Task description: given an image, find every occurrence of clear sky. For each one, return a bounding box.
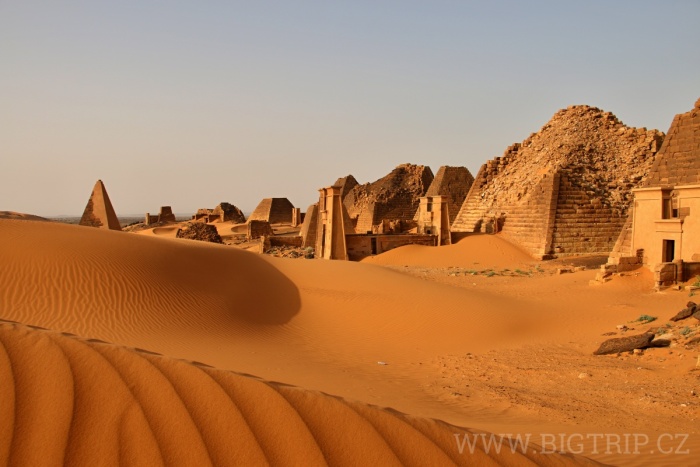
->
[1,1,698,216]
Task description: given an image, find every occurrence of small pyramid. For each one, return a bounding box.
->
[248,198,295,224]
[79,180,122,231]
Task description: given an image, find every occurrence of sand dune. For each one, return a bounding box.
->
[1,218,697,466]
[0,219,300,341]
[0,321,597,466]
[0,211,48,221]
[361,234,535,268]
[0,219,570,367]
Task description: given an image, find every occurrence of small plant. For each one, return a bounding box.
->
[691,276,700,297]
[635,314,657,324]
[485,271,496,278]
[514,269,530,275]
[680,327,693,336]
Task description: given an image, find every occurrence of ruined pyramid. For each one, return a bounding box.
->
[79,180,122,231]
[452,105,664,258]
[342,163,434,233]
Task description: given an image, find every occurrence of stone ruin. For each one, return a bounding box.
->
[451,105,665,258]
[247,220,274,240]
[333,175,359,200]
[341,163,434,234]
[644,97,700,187]
[606,97,700,287]
[299,203,319,249]
[415,166,474,225]
[248,198,295,224]
[176,222,223,244]
[79,180,122,231]
[192,202,246,224]
[145,206,176,225]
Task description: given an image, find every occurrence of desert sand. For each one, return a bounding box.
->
[0,321,600,466]
[1,218,699,465]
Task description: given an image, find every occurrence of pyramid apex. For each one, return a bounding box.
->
[79,180,121,231]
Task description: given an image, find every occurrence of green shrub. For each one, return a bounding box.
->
[635,314,657,324]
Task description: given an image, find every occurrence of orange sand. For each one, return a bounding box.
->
[361,234,535,269]
[0,211,48,221]
[0,321,597,466]
[1,218,698,465]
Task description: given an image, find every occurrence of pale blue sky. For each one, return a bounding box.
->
[1,1,698,216]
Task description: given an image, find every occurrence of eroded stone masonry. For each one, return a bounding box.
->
[342,163,434,234]
[452,105,665,258]
[608,97,700,287]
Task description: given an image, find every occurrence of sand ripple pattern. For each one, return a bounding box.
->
[0,220,300,340]
[0,322,599,466]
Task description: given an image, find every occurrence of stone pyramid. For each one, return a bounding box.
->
[342,163,434,234]
[643,97,700,187]
[248,198,295,224]
[451,105,664,258]
[418,166,474,225]
[79,180,122,231]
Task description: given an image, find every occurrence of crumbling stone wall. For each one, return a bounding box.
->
[452,105,664,258]
[343,163,434,234]
[212,202,245,223]
[146,206,176,225]
[247,220,274,240]
[176,222,223,243]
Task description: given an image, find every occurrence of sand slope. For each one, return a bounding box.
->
[0,321,597,466]
[361,234,534,268]
[0,211,48,221]
[1,218,696,466]
[0,219,301,340]
[0,219,566,363]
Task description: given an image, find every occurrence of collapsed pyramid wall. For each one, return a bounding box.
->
[249,198,295,224]
[499,172,559,257]
[452,105,664,257]
[343,164,434,234]
[212,202,246,223]
[549,172,628,255]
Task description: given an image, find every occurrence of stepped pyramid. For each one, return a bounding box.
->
[644,97,700,187]
[417,166,474,225]
[610,97,700,264]
[452,105,664,258]
[79,180,122,231]
[299,203,319,248]
[333,175,359,200]
[248,198,295,224]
